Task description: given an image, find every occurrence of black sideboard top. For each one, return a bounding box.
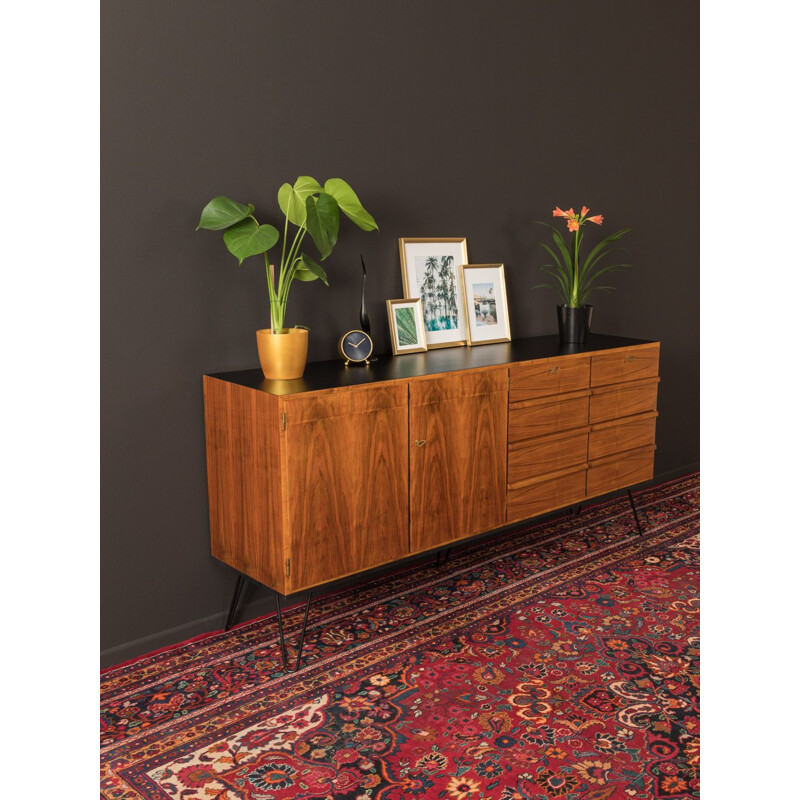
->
[207,334,655,396]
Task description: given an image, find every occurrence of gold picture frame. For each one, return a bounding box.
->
[386,298,427,355]
[461,264,511,345]
[398,237,469,349]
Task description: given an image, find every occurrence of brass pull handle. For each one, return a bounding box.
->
[414,439,427,447]
[549,366,561,374]
[625,355,635,363]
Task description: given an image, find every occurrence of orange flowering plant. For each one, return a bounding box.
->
[535,206,633,308]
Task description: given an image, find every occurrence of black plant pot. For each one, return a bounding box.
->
[557,304,594,343]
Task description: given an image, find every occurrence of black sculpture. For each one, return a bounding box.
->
[360,253,371,336]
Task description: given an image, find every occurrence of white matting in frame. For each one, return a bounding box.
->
[398,238,469,349]
[461,264,511,345]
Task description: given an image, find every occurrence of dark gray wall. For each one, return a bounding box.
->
[101,1,698,665]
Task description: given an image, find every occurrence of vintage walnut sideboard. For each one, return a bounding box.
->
[203,334,659,668]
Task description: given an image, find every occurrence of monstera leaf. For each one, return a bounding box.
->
[196,196,253,231]
[324,178,378,231]
[277,176,323,227]
[305,193,340,260]
[222,218,279,265]
[293,253,328,285]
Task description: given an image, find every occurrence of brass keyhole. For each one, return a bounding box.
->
[549,366,561,374]
[625,355,635,363]
[414,439,427,447]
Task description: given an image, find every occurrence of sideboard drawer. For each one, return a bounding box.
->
[510,357,590,403]
[587,445,655,497]
[509,391,590,444]
[507,465,586,523]
[590,379,659,425]
[410,367,507,407]
[509,428,589,486]
[591,344,660,387]
[589,411,658,461]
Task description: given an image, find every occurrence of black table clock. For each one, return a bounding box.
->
[338,329,374,366]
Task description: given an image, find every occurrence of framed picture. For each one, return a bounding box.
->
[386,298,427,355]
[461,264,511,345]
[398,237,469,349]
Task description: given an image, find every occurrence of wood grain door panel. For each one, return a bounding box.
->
[410,370,507,552]
[509,356,590,403]
[283,395,409,592]
[409,368,507,406]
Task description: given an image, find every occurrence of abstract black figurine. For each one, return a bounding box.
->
[360,253,371,336]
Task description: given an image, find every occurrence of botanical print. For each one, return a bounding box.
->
[472,282,497,326]
[393,306,418,346]
[414,255,460,333]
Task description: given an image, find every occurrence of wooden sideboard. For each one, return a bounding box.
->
[203,335,659,597]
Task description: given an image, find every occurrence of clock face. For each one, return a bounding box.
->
[339,330,373,362]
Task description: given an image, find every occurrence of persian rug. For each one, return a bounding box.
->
[101,472,699,800]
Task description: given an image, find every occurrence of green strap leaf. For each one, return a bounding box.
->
[582,228,632,274]
[196,196,254,230]
[577,263,632,304]
[324,178,378,231]
[277,176,323,227]
[222,219,280,265]
[305,192,340,260]
[539,243,567,273]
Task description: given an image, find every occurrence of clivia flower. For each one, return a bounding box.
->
[553,206,604,231]
[535,204,633,308]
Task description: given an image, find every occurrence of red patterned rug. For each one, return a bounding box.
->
[101,473,699,799]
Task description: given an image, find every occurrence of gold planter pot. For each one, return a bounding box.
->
[256,328,309,380]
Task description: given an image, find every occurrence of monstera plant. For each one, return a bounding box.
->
[197,176,378,379]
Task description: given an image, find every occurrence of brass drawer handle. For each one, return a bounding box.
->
[625,355,635,363]
[549,366,561,374]
[414,439,427,447]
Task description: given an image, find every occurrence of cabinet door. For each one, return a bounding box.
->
[282,385,408,592]
[409,369,508,552]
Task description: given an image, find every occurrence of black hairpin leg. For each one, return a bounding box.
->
[436,547,452,567]
[274,591,313,673]
[225,573,247,631]
[627,489,644,536]
[570,504,583,515]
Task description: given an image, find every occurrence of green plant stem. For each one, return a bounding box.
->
[571,228,581,307]
[281,228,307,302]
[270,225,308,332]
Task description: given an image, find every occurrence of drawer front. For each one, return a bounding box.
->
[510,357,590,403]
[589,412,657,461]
[410,367,507,407]
[507,466,586,523]
[284,384,407,424]
[587,446,655,498]
[509,429,589,487]
[591,344,660,387]
[590,379,658,425]
[509,392,589,444]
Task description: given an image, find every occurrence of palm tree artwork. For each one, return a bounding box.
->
[415,255,460,332]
